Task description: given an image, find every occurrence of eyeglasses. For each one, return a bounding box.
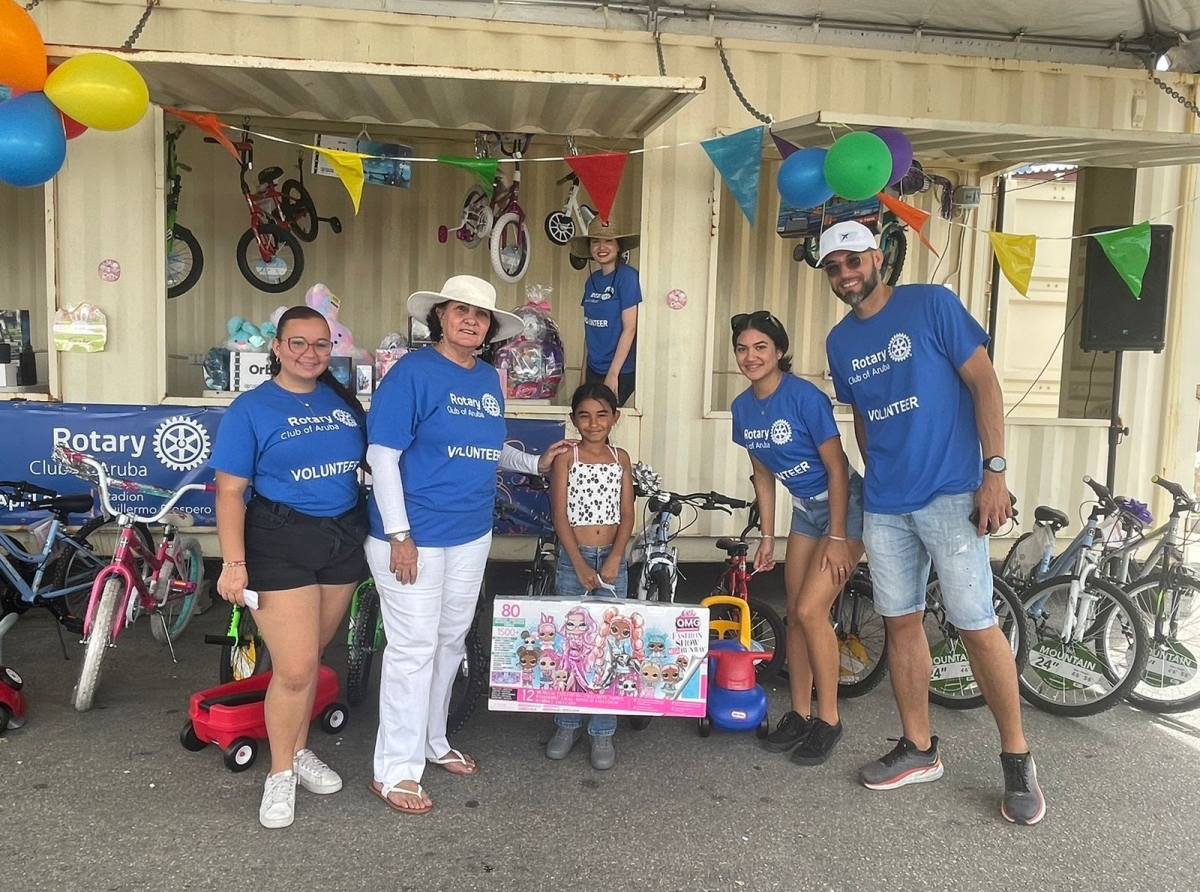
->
[285,337,333,356]
[730,310,783,334]
[821,251,871,278]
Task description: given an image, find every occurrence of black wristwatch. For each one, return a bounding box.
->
[983,456,1007,474]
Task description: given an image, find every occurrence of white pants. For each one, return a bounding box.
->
[365,533,491,785]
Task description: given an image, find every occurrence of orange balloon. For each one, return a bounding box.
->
[0,1,47,92]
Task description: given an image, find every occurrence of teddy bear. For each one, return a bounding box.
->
[292,283,373,367]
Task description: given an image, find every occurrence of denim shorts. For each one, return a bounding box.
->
[555,544,629,599]
[790,472,865,541]
[863,491,996,631]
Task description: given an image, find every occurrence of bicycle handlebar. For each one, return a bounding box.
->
[0,479,57,498]
[53,446,216,524]
[1082,475,1116,509]
[648,490,748,516]
[1152,474,1197,507]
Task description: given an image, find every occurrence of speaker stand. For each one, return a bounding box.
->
[1105,350,1129,492]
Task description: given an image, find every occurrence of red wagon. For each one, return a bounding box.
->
[179,665,348,772]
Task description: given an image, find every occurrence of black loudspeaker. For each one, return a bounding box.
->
[1080,224,1172,353]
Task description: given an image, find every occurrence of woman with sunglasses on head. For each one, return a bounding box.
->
[210,306,369,829]
[729,310,865,766]
[365,275,572,816]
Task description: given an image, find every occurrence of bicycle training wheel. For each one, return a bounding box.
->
[490,212,531,284]
[1018,574,1148,716]
[832,575,888,698]
[149,536,203,644]
[166,224,204,299]
[280,179,318,242]
[346,580,382,708]
[236,223,305,294]
[1124,575,1200,713]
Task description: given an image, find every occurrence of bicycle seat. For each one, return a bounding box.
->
[162,511,194,529]
[715,537,749,556]
[1034,506,1070,530]
[37,493,94,516]
[257,166,284,186]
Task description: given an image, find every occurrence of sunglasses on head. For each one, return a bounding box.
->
[730,310,783,334]
[821,251,873,277]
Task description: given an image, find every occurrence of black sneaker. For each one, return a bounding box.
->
[790,718,843,766]
[1000,752,1046,825]
[762,711,814,753]
[859,736,944,790]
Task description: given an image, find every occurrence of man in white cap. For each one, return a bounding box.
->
[821,221,1044,826]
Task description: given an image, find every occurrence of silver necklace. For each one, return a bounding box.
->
[276,379,316,410]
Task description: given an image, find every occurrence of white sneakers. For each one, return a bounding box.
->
[259,750,344,829]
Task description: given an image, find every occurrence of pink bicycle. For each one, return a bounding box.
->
[54,446,214,712]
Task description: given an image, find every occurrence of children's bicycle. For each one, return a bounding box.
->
[165,125,203,300]
[54,447,211,712]
[545,170,596,269]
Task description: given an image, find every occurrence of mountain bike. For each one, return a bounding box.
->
[54,447,211,712]
[165,125,203,300]
[1016,476,1149,716]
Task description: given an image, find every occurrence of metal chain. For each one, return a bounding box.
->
[24,0,43,9]
[1149,69,1200,118]
[653,30,666,76]
[123,0,160,50]
[715,38,773,126]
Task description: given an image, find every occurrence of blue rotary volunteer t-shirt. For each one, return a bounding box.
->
[825,284,989,515]
[582,264,642,375]
[731,373,841,499]
[209,380,365,517]
[366,347,507,547]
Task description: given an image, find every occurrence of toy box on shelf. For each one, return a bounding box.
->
[488,597,710,717]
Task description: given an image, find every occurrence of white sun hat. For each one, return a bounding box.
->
[406,275,524,343]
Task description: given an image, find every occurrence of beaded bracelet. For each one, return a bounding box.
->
[222,560,247,568]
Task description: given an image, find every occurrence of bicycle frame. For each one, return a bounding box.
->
[0,524,103,606]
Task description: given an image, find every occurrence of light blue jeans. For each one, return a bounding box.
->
[864,491,997,631]
[553,543,627,737]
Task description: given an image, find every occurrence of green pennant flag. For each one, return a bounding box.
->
[438,157,499,197]
[1093,221,1152,299]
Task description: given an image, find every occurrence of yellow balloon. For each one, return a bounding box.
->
[44,53,148,132]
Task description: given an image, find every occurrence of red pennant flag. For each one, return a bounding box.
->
[164,107,241,164]
[878,192,939,257]
[565,152,628,224]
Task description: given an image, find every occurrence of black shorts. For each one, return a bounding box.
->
[244,496,369,592]
[584,365,636,407]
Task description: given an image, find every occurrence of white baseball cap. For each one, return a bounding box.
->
[816,221,880,266]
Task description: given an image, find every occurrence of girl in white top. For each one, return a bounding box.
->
[545,382,634,769]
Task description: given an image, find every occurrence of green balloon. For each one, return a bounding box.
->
[823,132,893,201]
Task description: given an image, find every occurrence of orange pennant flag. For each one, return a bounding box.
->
[878,192,939,257]
[164,107,240,163]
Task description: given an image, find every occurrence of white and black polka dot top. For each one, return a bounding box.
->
[566,444,623,527]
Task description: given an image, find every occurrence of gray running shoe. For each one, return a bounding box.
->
[590,735,615,770]
[546,726,581,760]
[859,736,944,790]
[1000,752,1046,825]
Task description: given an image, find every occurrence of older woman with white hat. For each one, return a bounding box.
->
[364,275,571,815]
[568,217,641,407]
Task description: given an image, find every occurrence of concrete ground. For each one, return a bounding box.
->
[3,562,1200,892]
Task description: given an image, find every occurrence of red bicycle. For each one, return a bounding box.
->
[54,446,214,712]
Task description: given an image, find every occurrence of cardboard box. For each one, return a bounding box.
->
[488,597,709,717]
[229,352,272,391]
[0,310,30,346]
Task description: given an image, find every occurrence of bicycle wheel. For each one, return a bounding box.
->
[219,604,271,684]
[1124,576,1200,713]
[879,226,907,285]
[149,536,203,644]
[1019,574,1148,716]
[280,179,318,242]
[646,565,672,603]
[489,211,531,284]
[997,532,1035,589]
[446,624,486,734]
[544,211,574,245]
[707,597,786,682]
[346,581,381,708]
[73,577,122,711]
[833,577,888,698]
[795,238,821,269]
[236,223,305,294]
[166,224,203,299]
[526,559,556,599]
[55,516,153,625]
[926,576,1028,710]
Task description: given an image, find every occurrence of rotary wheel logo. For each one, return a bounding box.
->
[888,333,913,363]
[153,416,211,472]
[482,394,502,417]
[332,409,358,428]
[769,419,792,446]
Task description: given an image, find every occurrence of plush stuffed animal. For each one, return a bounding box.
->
[302,284,372,366]
[226,316,267,351]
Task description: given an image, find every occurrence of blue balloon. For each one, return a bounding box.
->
[0,92,67,188]
[776,147,834,209]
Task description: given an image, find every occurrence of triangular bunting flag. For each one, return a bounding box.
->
[771,131,801,159]
[1093,221,1152,299]
[439,157,500,198]
[164,107,240,163]
[987,232,1037,297]
[877,192,939,257]
[565,152,629,224]
[310,146,370,214]
[702,125,765,225]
